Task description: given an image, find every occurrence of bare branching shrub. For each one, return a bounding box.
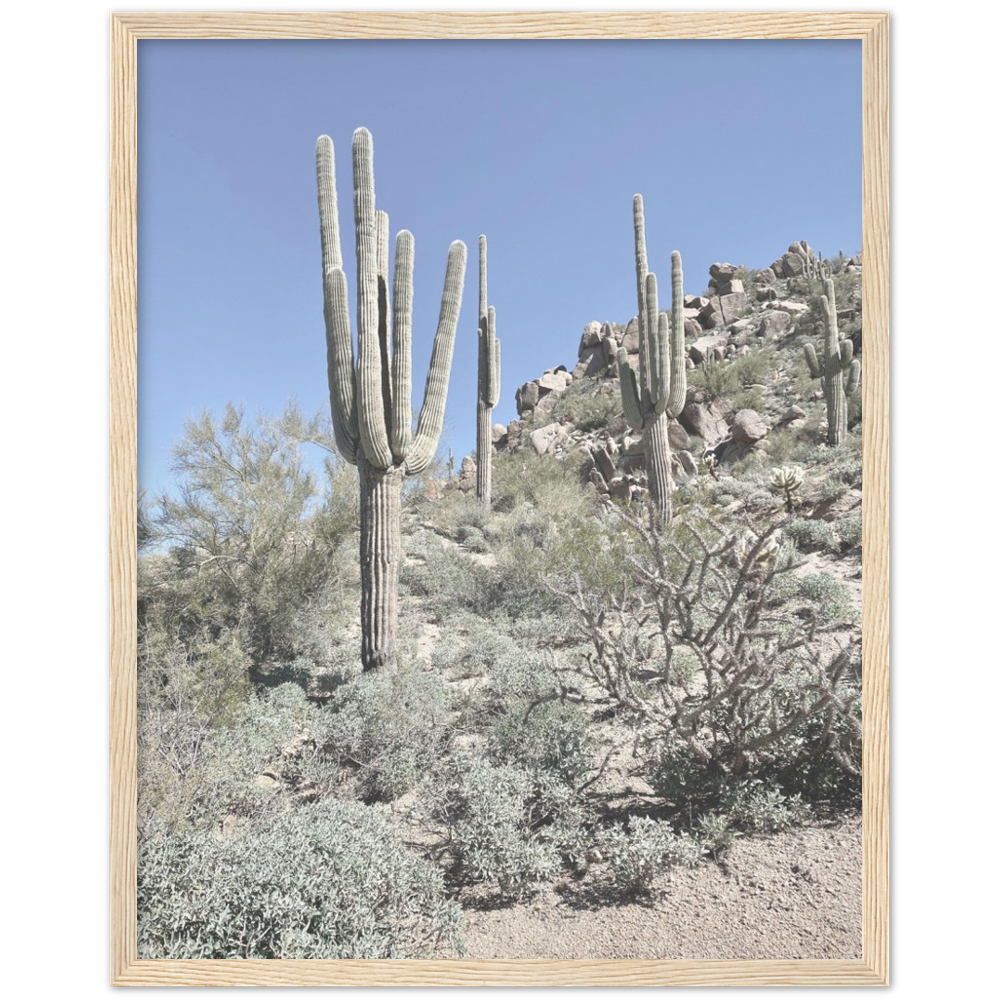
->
[557,506,861,805]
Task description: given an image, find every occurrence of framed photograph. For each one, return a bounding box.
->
[109,11,890,986]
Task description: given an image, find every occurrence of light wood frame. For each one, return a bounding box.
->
[111,11,889,987]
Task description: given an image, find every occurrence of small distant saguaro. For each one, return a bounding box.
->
[617,194,688,527]
[316,128,467,672]
[476,235,501,507]
[804,276,861,446]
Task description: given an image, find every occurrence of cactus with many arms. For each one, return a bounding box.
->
[316,128,467,672]
[476,235,500,507]
[803,276,861,446]
[617,194,687,526]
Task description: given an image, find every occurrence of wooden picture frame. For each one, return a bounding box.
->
[111,11,888,987]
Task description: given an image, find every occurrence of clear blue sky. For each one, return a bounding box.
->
[138,38,861,494]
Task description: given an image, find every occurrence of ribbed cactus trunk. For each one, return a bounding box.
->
[476,402,492,503]
[804,276,861,447]
[475,235,500,507]
[617,195,687,527]
[359,455,403,671]
[644,413,672,518]
[316,128,466,673]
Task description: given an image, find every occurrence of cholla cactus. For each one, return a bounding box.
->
[769,466,804,513]
[804,277,861,446]
[316,128,467,672]
[617,194,688,526]
[476,235,501,507]
[732,530,781,581]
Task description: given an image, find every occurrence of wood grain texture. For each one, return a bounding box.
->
[113,958,884,987]
[110,11,137,987]
[113,11,888,39]
[110,11,889,987]
[860,12,891,988]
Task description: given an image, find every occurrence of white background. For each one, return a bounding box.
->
[0,4,960,997]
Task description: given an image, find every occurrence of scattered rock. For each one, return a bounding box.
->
[680,389,731,445]
[758,311,792,338]
[516,381,540,415]
[709,262,740,283]
[776,405,807,430]
[689,334,729,364]
[731,409,769,445]
[529,422,568,456]
[578,321,603,352]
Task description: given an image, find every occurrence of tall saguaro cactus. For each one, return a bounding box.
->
[476,235,501,507]
[316,128,467,672]
[617,194,687,526]
[804,276,861,446]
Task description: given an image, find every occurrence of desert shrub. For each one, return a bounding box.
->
[602,816,704,895]
[784,517,841,553]
[562,506,861,809]
[721,780,811,833]
[448,757,590,898]
[788,572,856,622]
[487,699,596,788]
[490,451,592,518]
[137,799,463,959]
[326,667,452,800]
[689,347,777,401]
[694,813,740,859]
[138,678,335,838]
[732,385,767,412]
[836,512,863,550]
[546,381,622,432]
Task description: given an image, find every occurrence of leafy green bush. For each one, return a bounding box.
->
[148,404,358,665]
[138,799,463,959]
[602,816,703,895]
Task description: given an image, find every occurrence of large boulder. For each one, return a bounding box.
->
[684,317,702,339]
[716,278,744,297]
[775,405,807,430]
[719,291,748,323]
[679,389,730,445]
[668,419,690,451]
[781,251,805,277]
[698,297,726,329]
[689,334,729,364]
[621,316,640,354]
[675,450,698,476]
[578,321,603,354]
[731,409,769,445]
[758,310,792,338]
[591,445,617,483]
[573,345,606,379]
[709,262,740,283]
[537,370,570,394]
[756,266,777,285]
[529,422,568,456]
[516,381,540,415]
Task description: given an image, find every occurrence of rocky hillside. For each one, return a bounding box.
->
[460,241,862,504]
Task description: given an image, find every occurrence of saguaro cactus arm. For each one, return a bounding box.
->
[390,230,414,461]
[485,307,500,406]
[405,240,467,475]
[667,251,688,417]
[352,129,395,470]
